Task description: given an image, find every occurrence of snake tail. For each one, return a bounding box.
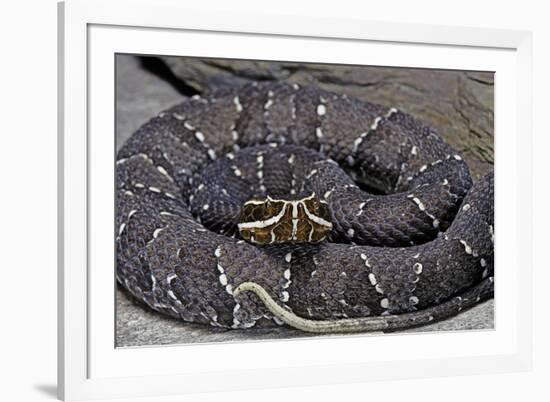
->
[233,278,494,333]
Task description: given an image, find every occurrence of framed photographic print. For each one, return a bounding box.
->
[58,0,533,400]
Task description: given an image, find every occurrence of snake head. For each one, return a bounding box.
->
[238,193,332,244]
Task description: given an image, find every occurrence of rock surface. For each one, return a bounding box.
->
[115,54,494,348]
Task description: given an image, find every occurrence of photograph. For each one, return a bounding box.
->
[115,54,495,347]
[4,0,546,401]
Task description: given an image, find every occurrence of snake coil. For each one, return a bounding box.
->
[116,81,494,333]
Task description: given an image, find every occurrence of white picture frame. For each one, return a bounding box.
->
[58,0,533,400]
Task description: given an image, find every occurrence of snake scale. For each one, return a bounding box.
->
[116,81,494,333]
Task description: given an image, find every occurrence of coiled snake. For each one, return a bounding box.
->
[116,81,494,333]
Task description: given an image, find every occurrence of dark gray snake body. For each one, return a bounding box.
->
[116,81,494,332]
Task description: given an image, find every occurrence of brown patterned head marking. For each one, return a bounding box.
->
[238,193,332,244]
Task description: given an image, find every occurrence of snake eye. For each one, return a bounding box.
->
[264,196,280,216]
[312,201,321,214]
[317,201,331,221]
[254,204,268,221]
[307,193,319,213]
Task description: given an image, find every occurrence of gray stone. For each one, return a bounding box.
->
[116,55,183,150]
[116,287,494,347]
